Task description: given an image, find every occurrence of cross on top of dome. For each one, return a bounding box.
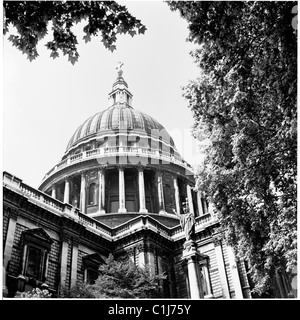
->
[116,61,124,77]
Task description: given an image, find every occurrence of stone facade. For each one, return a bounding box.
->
[3,172,253,298]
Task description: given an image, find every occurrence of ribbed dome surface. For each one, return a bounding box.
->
[66,105,174,151]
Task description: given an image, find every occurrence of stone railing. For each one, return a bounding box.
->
[112,215,172,240]
[4,172,217,243]
[170,213,217,239]
[3,172,112,240]
[42,146,193,182]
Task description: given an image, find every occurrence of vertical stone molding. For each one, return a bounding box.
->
[137,243,146,268]
[3,208,18,296]
[60,233,70,288]
[227,246,243,298]
[51,184,57,199]
[213,237,230,298]
[138,166,148,213]
[186,184,194,214]
[173,175,181,214]
[148,251,156,275]
[63,178,70,204]
[98,168,106,213]
[200,259,213,298]
[80,172,86,213]
[70,237,79,288]
[3,208,18,270]
[118,166,126,213]
[182,241,204,299]
[156,170,165,213]
[197,191,204,216]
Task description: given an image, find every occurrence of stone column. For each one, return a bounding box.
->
[148,251,156,275]
[200,261,213,298]
[197,192,204,216]
[182,241,204,299]
[80,172,86,213]
[173,176,181,214]
[98,168,105,213]
[3,208,18,296]
[60,233,70,288]
[227,246,243,298]
[70,237,79,288]
[63,178,70,204]
[138,166,148,213]
[156,170,165,213]
[186,184,194,214]
[214,237,230,298]
[118,166,126,213]
[51,184,57,199]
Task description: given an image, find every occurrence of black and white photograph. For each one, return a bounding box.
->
[1,0,297,307]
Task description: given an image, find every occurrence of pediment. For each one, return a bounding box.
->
[22,227,53,245]
[83,252,106,265]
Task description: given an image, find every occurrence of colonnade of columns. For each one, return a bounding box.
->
[50,166,209,216]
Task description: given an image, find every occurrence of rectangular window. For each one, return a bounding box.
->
[26,246,43,279]
[110,200,119,213]
[126,200,136,212]
[86,269,98,285]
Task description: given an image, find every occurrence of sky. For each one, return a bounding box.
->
[3,1,202,189]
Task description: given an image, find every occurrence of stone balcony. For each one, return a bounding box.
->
[42,146,194,183]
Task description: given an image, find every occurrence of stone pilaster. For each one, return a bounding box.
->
[186,184,194,214]
[197,191,204,216]
[199,259,213,298]
[213,236,230,298]
[138,166,148,213]
[60,232,70,288]
[173,175,181,214]
[182,240,204,299]
[3,207,18,297]
[156,170,165,213]
[227,246,243,298]
[118,166,126,213]
[98,168,106,213]
[80,172,86,213]
[137,243,146,268]
[70,237,79,288]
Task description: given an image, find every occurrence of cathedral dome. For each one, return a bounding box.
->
[39,64,195,222]
[66,104,175,154]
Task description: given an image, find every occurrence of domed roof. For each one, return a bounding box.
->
[66,66,175,153]
[40,64,193,188]
[66,105,174,151]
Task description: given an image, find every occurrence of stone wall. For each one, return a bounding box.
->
[47,239,60,291]
[9,223,27,276]
[3,208,9,246]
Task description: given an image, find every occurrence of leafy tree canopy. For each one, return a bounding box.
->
[3,1,146,64]
[89,254,166,298]
[168,1,297,296]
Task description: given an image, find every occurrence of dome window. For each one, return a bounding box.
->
[88,183,97,206]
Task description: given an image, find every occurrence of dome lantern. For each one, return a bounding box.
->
[108,61,133,108]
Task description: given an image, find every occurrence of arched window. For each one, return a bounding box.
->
[88,183,97,205]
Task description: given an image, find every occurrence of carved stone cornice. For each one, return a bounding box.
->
[60,231,71,243]
[212,235,223,247]
[72,236,80,247]
[3,204,19,221]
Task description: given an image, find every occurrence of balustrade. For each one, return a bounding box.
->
[42,145,193,183]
